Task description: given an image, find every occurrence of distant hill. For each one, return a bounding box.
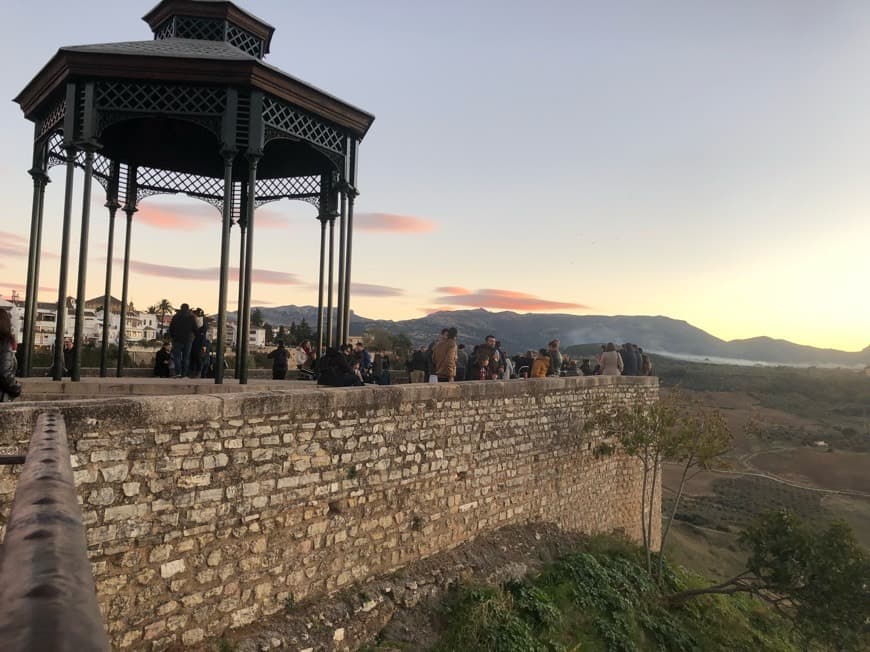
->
[233,305,869,367]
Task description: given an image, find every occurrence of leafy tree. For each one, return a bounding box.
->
[366,327,396,352]
[264,323,274,344]
[294,318,313,342]
[669,510,870,651]
[392,333,413,356]
[276,325,287,343]
[155,299,174,338]
[656,396,731,579]
[586,391,732,578]
[251,308,264,328]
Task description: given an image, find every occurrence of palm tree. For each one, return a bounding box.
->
[156,299,175,338]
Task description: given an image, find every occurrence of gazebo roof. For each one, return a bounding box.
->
[14,3,374,138]
[142,0,275,53]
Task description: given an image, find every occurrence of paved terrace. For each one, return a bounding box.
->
[18,376,316,401]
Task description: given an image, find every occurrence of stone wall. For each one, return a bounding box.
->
[0,376,659,650]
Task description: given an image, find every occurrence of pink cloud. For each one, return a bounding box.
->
[351,283,404,297]
[136,202,288,231]
[126,259,303,285]
[354,213,437,234]
[0,231,59,260]
[5,282,58,295]
[434,286,471,295]
[434,288,589,312]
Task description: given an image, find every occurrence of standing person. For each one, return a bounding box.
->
[547,339,563,377]
[379,354,391,385]
[267,340,291,380]
[600,342,624,376]
[471,335,499,380]
[168,303,197,378]
[409,346,427,383]
[0,309,22,402]
[433,327,458,382]
[640,348,654,376]
[62,338,75,377]
[619,343,636,376]
[531,349,550,378]
[455,343,468,381]
[300,340,314,370]
[354,342,373,382]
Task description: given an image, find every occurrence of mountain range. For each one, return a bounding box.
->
[230,306,870,367]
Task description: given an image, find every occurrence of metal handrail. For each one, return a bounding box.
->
[0,412,110,652]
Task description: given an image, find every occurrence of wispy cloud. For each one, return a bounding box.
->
[136,202,288,231]
[0,231,59,260]
[434,288,589,312]
[125,259,303,285]
[351,283,405,297]
[5,282,58,295]
[434,286,471,295]
[355,213,437,234]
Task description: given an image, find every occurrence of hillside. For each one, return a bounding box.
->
[234,305,869,367]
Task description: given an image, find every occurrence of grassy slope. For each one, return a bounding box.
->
[428,536,798,652]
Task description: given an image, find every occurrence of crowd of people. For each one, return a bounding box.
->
[403,333,655,383]
[153,303,216,378]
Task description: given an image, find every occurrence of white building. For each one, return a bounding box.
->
[1,295,160,348]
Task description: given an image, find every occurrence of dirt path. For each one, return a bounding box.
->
[663,461,870,499]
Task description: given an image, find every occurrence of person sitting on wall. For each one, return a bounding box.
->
[317,347,363,387]
[154,341,172,378]
[267,340,291,380]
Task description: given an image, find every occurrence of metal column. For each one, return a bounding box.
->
[117,167,137,378]
[52,146,77,382]
[71,148,96,381]
[21,135,48,377]
[98,161,120,377]
[238,156,259,384]
[215,152,235,384]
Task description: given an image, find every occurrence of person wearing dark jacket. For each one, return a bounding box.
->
[0,310,22,402]
[317,347,363,387]
[267,340,291,380]
[455,343,468,381]
[621,343,638,376]
[154,341,173,378]
[168,303,197,377]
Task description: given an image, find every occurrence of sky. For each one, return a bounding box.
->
[2,0,869,351]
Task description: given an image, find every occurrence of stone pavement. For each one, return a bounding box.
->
[18,376,314,401]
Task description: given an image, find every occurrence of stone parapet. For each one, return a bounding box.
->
[0,376,659,650]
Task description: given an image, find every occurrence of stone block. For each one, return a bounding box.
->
[160,559,186,579]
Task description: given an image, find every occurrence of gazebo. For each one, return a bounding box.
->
[14,0,374,383]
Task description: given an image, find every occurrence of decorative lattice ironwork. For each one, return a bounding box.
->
[255,175,320,202]
[95,82,226,138]
[36,97,66,142]
[44,133,114,194]
[262,96,345,154]
[173,16,225,42]
[96,82,225,116]
[46,132,66,169]
[226,23,263,57]
[136,166,224,203]
[154,18,175,40]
